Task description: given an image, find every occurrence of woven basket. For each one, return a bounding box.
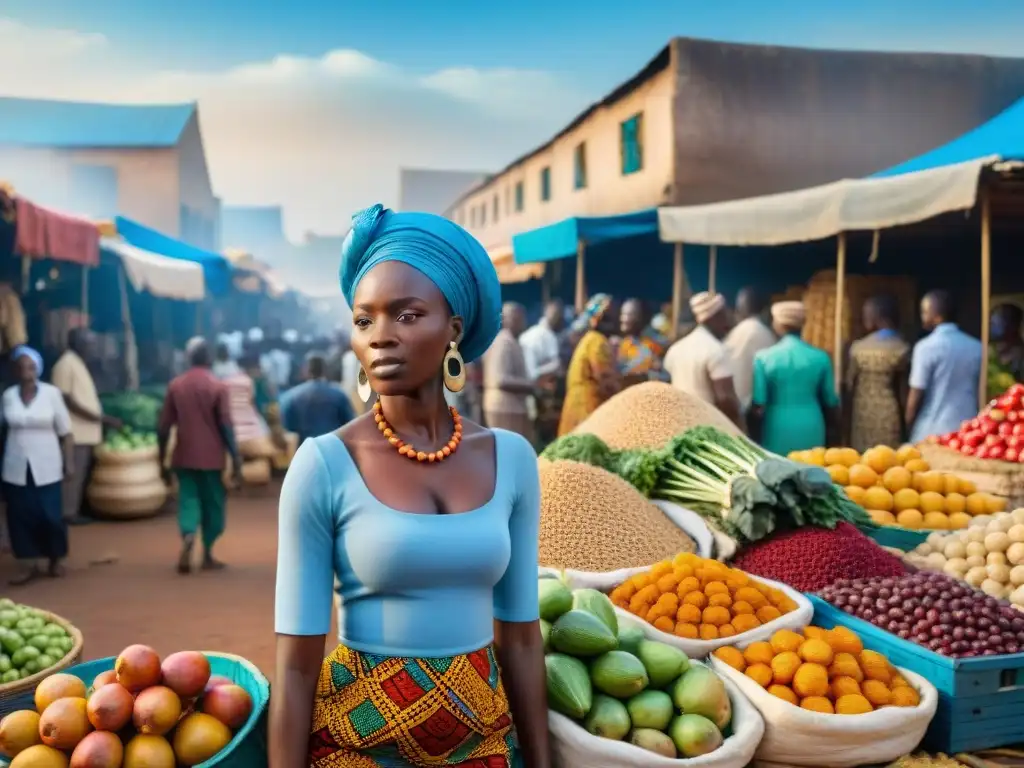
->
[0,651,268,768]
[93,444,159,466]
[90,459,162,487]
[918,444,1024,506]
[86,478,168,519]
[0,610,84,718]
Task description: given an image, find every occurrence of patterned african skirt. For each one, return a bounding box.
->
[309,643,521,767]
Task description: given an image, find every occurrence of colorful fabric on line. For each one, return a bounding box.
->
[309,643,519,767]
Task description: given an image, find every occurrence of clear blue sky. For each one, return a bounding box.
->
[11,0,1024,91]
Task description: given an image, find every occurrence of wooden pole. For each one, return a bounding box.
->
[81,265,90,319]
[574,239,587,313]
[708,245,718,294]
[980,188,992,410]
[834,232,847,394]
[118,264,139,391]
[671,242,684,338]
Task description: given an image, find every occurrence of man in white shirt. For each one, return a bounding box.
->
[518,300,566,445]
[663,292,745,429]
[50,329,121,525]
[725,288,777,411]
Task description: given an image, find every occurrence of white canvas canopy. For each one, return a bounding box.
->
[657,157,994,246]
[102,237,206,301]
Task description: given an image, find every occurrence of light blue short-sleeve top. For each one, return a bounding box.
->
[274,429,541,658]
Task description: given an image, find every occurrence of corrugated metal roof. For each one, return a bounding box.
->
[0,97,196,148]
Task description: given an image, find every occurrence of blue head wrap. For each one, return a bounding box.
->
[339,204,501,363]
[12,345,43,378]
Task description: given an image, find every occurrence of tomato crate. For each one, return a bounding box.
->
[810,594,1024,753]
[858,524,928,552]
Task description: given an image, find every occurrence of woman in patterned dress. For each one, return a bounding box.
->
[557,294,621,436]
[270,205,548,768]
[845,294,910,451]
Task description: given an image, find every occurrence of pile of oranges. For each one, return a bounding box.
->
[608,554,799,641]
[790,443,1006,530]
[713,625,921,715]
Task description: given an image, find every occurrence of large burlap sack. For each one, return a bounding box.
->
[712,657,937,767]
[548,665,764,768]
[550,569,812,658]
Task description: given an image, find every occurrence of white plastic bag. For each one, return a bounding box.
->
[650,500,716,559]
[548,568,813,658]
[711,658,937,767]
[548,668,764,768]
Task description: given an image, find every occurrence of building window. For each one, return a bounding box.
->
[480,203,486,227]
[493,194,499,222]
[574,143,587,190]
[515,181,524,212]
[540,167,551,202]
[620,112,644,175]
[470,207,477,227]
[505,187,511,215]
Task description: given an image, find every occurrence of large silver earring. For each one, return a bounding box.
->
[357,367,373,402]
[443,342,466,393]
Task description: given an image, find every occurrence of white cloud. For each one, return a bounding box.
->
[0,18,589,239]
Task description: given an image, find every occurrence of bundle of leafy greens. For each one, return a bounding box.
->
[540,427,872,544]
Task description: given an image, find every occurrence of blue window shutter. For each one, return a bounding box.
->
[620,113,644,175]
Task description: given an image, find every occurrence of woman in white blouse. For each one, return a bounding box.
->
[1,346,75,585]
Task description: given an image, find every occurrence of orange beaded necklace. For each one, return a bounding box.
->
[373,400,462,463]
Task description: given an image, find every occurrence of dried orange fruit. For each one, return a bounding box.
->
[859,651,892,684]
[826,627,864,655]
[769,629,804,654]
[828,652,864,682]
[770,652,801,685]
[835,693,873,715]
[745,663,772,687]
[731,614,762,633]
[713,646,746,672]
[674,622,699,639]
[800,696,835,714]
[890,686,920,707]
[798,638,835,666]
[743,641,775,666]
[792,663,829,698]
[768,684,798,705]
[861,679,891,707]
[699,624,719,640]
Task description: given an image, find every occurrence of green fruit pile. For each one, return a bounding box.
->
[102,427,158,453]
[539,576,733,759]
[0,600,74,684]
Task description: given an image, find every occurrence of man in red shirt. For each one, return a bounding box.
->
[158,338,242,573]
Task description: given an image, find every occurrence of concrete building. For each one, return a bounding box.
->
[447,37,1024,252]
[398,168,489,214]
[0,97,219,250]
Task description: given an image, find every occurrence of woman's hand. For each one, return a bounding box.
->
[63,461,76,480]
[494,620,551,768]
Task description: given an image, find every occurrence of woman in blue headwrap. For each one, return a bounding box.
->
[271,205,548,768]
[1,346,76,585]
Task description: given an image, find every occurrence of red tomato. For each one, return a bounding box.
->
[971,418,982,430]
[1019,449,1024,463]
[938,433,953,446]
[981,421,999,435]
[1008,411,1021,424]
[964,444,979,456]
[948,438,962,451]
[989,444,1006,460]
[1013,423,1024,436]
[998,422,1015,436]
[1008,436,1023,449]
[963,431,985,448]
[1010,383,1024,398]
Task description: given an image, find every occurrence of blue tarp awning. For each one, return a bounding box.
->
[513,208,658,264]
[114,216,232,296]
[875,97,1024,178]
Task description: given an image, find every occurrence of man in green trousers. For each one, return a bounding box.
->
[158,337,242,573]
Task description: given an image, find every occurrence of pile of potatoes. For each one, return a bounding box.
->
[904,508,1024,607]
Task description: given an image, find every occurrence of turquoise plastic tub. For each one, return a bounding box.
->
[859,524,929,552]
[0,652,268,768]
[810,594,1024,753]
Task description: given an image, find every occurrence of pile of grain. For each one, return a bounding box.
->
[573,381,739,450]
[539,458,696,571]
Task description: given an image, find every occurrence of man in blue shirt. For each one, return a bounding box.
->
[280,353,356,444]
[907,290,982,444]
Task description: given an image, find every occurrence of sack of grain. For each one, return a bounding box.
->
[573,381,739,450]
[539,459,697,571]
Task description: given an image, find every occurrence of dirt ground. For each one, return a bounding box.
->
[0,484,315,684]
